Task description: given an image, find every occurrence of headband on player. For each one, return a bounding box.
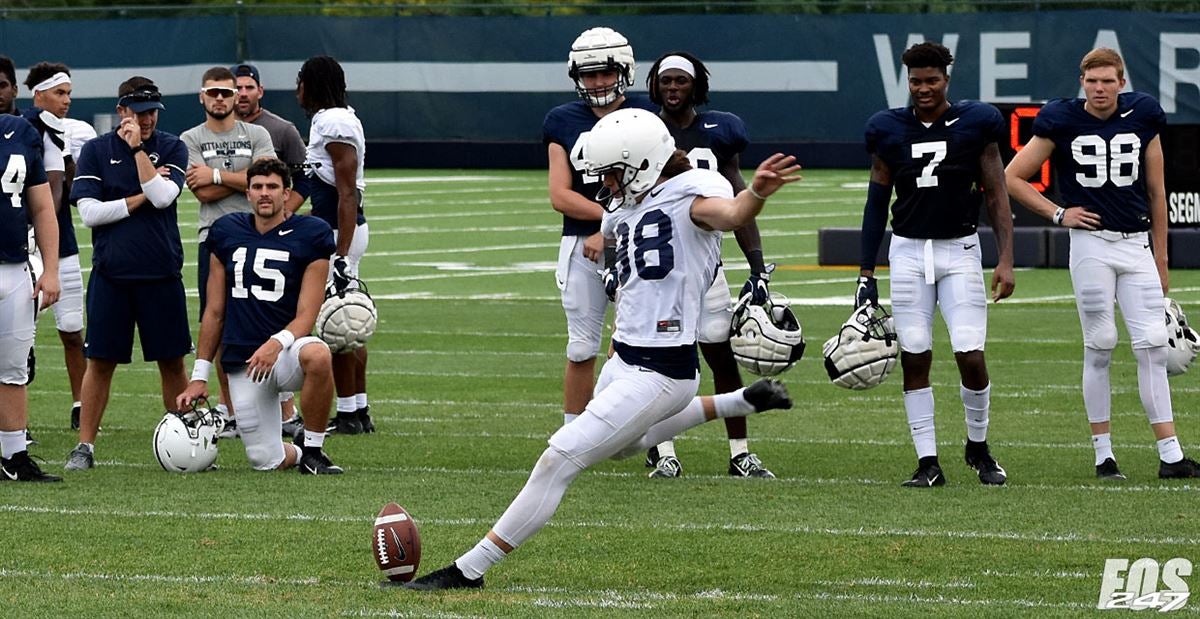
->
[658,55,695,77]
[33,72,70,93]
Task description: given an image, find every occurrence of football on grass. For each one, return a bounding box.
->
[373,502,421,582]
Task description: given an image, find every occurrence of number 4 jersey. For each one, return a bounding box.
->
[0,116,47,263]
[1033,92,1165,233]
[206,212,336,370]
[865,100,1005,239]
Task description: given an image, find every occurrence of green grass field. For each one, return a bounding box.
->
[7,168,1200,617]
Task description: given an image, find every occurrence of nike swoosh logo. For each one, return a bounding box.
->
[279,229,294,236]
[304,464,318,474]
[110,159,122,165]
[945,118,960,126]
[1,468,16,481]
[964,244,976,250]
[649,187,664,198]
[1121,109,1134,118]
[703,123,718,129]
[2,131,13,139]
[928,474,940,485]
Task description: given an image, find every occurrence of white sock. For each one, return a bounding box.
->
[563,413,579,425]
[0,430,26,459]
[355,393,368,410]
[714,389,755,418]
[1134,347,1174,424]
[72,400,82,409]
[1092,433,1115,466]
[904,387,937,459]
[491,448,585,549]
[336,396,356,414]
[455,537,507,580]
[961,383,990,443]
[304,430,325,449]
[1158,436,1184,464]
[655,441,676,458]
[1082,348,1112,424]
[729,438,749,458]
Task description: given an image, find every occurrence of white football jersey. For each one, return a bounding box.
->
[306,107,366,191]
[601,168,729,348]
[60,118,97,161]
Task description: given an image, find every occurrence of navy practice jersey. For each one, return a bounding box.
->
[865,100,1005,239]
[206,212,336,370]
[667,110,749,176]
[70,130,187,280]
[21,107,78,258]
[542,95,658,237]
[1033,92,1166,233]
[0,115,48,263]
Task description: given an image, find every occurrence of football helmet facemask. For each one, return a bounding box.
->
[580,108,676,211]
[153,405,223,473]
[823,304,899,390]
[318,278,378,354]
[729,294,806,377]
[568,27,635,107]
[1165,298,1199,377]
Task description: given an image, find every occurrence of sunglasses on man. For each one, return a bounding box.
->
[201,86,236,99]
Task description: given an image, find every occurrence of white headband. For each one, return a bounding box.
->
[33,72,71,94]
[658,55,695,78]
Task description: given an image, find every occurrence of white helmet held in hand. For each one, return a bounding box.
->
[568,27,636,107]
[318,279,378,353]
[823,304,899,390]
[1165,298,1199,377]
[579,109,676,211]
[729,294,806,376]
[153,408,223,473]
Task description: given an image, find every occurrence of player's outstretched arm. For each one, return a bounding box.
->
[178,253,226,409]
[980,143,1015,302]
[691,154,801,232]
[547,143,605,222]
[1145,134,1169,294]
[27,182,60,309]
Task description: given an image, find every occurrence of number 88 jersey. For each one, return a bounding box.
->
[600,168,725,349]
[1033,91,1166,233]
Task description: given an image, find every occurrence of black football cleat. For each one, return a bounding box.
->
[729,452,775,478]
[644,445,660,468]
[64,444,94,471]
[1096,458,1127,481]
[902,459,945,488]
[1159,457,1200,479]
[326,411,363,435]
[964,440,1007,485]
[298,449,343,475]
[1,451,63,482]
[648,455,682,478]
[743,378,793,412]
[356,406,375,434]
[70,404,81,431]
[404,564,484,591]
[281,414,304,439]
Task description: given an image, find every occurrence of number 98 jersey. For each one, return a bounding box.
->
[865,100,1005,239]
[206,212,336,369]
[600,168,726,349]
[0,116,47,263]
[1033,92,1165,233]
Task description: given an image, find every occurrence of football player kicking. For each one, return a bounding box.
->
[404,109,799,591]
[1005,48,1198,480]
[641,50,776,478]
[176,157,341,474]
[855,42,1015,488]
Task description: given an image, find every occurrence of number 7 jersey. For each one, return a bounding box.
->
[600,168,726,348]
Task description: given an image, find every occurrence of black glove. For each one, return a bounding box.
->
[601,267,618,303]
[855,275,879,308]
[740,263,774,305]
[332,256,352,293]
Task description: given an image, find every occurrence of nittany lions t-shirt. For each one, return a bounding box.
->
[181,120,275,241]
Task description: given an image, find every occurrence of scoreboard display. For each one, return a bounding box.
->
[993,102,1059,227]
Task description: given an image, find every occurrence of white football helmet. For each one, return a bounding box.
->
[823,304,900,390]
[1165,298,1199,377]
[153,408,223,473]
[580,108,675,211]
[568,27,635,107]
[729,294,806,376]
[318,280,378,354]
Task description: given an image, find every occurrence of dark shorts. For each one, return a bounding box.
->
[85,272,192,363]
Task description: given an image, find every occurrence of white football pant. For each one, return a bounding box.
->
[697,265,733,345]
[1068,229,1168,350]
[0,263,35,385]
[50,253,84,333]
[888,233,988,354]
[227,336,326,470]
[555,235,608,362]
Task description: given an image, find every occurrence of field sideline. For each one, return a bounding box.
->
[8,168,1200,617]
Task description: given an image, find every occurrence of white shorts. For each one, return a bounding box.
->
[50,253,84,333]
[698,265,733,345]
[888,233,988,354]
[330,222,369,279]
[548,353,698,468]
[1069,229,1167,350]
[555,235,608,362]
[0,262,35,385]
[227,336,326,470]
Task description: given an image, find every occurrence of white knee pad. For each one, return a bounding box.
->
[948,324,986,353]
[896,326,932,355]
[566,339,599,363]
[1077,284,1118,350]
[53,254,85,333]
[698,269,733,345]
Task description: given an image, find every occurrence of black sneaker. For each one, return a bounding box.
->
[298,448,343,475]
[70,404,81,431]
[648,455,682,478]
[1,451,63,482]
[356,406,375,434]
[326,411,363,435]
[403,563,484,591]
[1159,457,1200,479]
[902,458,945,488]
[964,441,1007,485]
[743,378,793,412]
[281,414,304,439]
[1096,458,1127,481]
[64,444,94,471]
[729,452,775,478]
[644,445,660,468]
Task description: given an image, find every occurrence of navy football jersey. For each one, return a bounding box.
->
[542,95,658,237]
[21,107,77,258]
[206,212,336,370]
[1033,92,1165,233]
[70,130,187,280]
[667,110,749,176]
[0,115,47,263]
[865,100,1006,239]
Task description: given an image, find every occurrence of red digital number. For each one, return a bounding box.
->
[1010,106,1050,193]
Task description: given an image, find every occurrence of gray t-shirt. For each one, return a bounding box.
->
[181,120,275,241]
[251,108,306,167]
